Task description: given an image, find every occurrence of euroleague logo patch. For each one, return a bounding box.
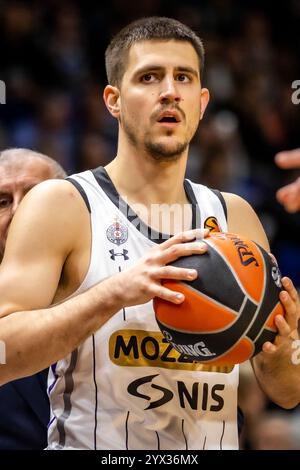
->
[204,216,221,233]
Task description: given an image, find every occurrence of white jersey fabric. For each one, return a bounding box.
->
[47,167,239,450]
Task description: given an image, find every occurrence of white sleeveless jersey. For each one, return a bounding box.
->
[47,167,239,450]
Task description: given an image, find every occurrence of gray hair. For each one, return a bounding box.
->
[0,148,67,179]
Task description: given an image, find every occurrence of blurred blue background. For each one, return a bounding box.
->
[0,1,299,288]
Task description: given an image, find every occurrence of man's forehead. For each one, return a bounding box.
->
[127,39,200,72]
[0,158,52,185]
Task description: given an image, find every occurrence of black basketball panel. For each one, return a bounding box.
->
[246,246,282,342]
[156,295,257,359]
[171,248,245,312]
[251,328,277,356]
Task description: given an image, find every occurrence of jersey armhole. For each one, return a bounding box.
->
[66,178,91,213]
[211,189,227,221]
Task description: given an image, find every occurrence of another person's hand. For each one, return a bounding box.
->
[275,149,300,213]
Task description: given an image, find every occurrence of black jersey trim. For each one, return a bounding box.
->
[91,166,201,244]
[211,189,227,221]
[66,177,91,213]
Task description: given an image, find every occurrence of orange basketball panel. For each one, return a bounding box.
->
[207,233,265,304]
[154,280,237,332]
[265,301,285,330]
[199,336,254,366]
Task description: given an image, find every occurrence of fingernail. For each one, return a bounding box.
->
[281,291,288,301]
[176,293,184,300]
[188,270,197,278]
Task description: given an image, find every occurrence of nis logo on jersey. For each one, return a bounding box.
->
[127,374,225,412]
[109,330,231,413]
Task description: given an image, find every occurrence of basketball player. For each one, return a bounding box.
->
[0,18,299,450]
[275,149,300,213]
[0,148,66,449]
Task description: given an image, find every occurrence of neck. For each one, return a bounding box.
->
[105,138,189,207]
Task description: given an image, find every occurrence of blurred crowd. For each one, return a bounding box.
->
[0,0,299,450]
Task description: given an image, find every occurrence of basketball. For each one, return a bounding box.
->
[153,232,284,366]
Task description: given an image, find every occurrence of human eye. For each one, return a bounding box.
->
[141,73,157,83]
[176,73,190,83]
[0,195,12,209]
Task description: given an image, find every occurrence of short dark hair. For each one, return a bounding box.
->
[105,16,205,87]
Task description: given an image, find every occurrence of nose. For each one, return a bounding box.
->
[159,77,181,104]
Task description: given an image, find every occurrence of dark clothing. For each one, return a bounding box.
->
[0,369,49,449]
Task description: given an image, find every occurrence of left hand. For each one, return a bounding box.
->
[262,277,299,355]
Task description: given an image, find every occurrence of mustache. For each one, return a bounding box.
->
[152,105,185,122]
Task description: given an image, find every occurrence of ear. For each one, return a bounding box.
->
[200,87,210,120]
[103,85,120,118]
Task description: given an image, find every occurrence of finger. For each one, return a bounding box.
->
[159,240,208,264]
[280,290,299,333]
[152,285,185,304]
[262,341,277,354]
[280,289,297,316]
[268,252,278,266]
[281,277,299,304]
[274,314,291,337]
[276,181,300,213]
[159,229,208,249]
[153,266,198,281]
[276,182,297,201]
[275,149,300,169]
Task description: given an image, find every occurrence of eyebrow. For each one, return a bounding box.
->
[133,65,199,78]
[0,184,35,195]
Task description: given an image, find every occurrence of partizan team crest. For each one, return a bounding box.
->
[106,220,128,246]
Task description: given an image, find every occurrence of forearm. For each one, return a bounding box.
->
[0,229,207,386]
[252,342,300,409]
[0,275,124,385]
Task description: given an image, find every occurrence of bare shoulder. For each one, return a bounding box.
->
[3,179,90,263]
[19,178,86,215]
[0,179,91,315]
[222,192,270,251]
[222,192,254,213]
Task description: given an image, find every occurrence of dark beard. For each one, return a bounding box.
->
[144,139,188,161]
[123,118,188,161]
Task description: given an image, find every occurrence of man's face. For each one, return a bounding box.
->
[116,39,209,160]
[0,157,54,261]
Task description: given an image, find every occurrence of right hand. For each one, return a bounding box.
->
[115,229,208,307]
[275,149,300,213]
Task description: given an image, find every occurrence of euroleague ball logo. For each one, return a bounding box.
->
[204,216,221,233]
[271,265,282,288]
